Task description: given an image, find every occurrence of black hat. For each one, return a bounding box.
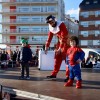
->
[46,15,55,23]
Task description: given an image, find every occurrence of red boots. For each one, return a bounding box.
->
[64,79,82,89]
[64,79,73,87]
[76,80,82,89]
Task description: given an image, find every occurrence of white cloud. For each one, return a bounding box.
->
[66,8,79,15]
[66,8,80,19]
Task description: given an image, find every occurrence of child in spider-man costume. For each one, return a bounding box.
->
[64,36,85,89]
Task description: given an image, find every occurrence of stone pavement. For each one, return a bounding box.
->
[0,67,100,100]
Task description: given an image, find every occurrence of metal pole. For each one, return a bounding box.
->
[0,85,2,99]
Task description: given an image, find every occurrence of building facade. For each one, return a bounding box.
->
[65,14,79,37]
[79,0,100,48]
[0,0,65,52]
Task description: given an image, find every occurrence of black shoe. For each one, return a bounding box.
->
[47,75,56,78]
[25,76,30,80]
[64,77,69,82]
[19,76,24,80]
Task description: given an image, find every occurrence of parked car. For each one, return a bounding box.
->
[81,48,100,69]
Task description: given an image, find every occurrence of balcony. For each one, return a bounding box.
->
[0,0,57,4]
[0,19,46,25]
[1,29,48,35]
[0,38,56,45]
[0,9,57,15]
[1,39,45,44]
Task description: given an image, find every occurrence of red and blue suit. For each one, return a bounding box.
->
[64,46,85,88]
[46,21,69,77]
[66,46,85,80]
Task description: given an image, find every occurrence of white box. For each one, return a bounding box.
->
[38,50,66,70]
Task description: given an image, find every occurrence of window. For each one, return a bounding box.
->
[19,26,30,32]
[31,26,41,32]
[81,40,88,46]
[93,40,100,45]
[81,31,88,37]
[31,26,49,33]
[16,36,21,42]
[94,1,98,3]
[31,16,41,22]
[18,6,30,12]
[73,30,74,34]
[80,12,89,18]
[31,0,41,1]
[95,11,99,17]
[89,31,93,35]
[42,6,47,12]
[95,21,100,27]
[47,6,55,12]
[33,36,47,42]
[89,21,95,25]
[41,26,48,32]
[18,16,30,22]
[86,2,89,4]
[32,37,34,41]
[89,51,100,59]
[81,22,88,27]
[19,0,30,2]
[88,40,93,46]
[89,11,94,15]
[31,6,41,12]
[41,16,46,22]
[95,31,99,36]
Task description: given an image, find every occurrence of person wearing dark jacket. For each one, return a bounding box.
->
[1,50,7,61]
[17,39,32,80]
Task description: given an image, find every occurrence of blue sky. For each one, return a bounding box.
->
[64,0,82,20]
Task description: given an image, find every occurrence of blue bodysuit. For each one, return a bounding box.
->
[66,46,85,80]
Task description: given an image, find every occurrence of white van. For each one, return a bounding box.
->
[82,48,100,60]
[81,48,100,69]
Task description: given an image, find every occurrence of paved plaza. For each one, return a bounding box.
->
[0,67,100,100]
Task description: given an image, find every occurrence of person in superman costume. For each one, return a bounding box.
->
[64,36,85,89]
[45,15,69,81]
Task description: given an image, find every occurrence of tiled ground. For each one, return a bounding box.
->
[0,67,100,100]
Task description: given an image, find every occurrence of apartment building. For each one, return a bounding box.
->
[79,0,100,48]
[65,14,79,37]
[0,0,65,51]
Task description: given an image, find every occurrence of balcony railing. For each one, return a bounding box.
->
[1,19,46,24]
[0,9,56,13]
[0,39,56,44]
[0,0,57,3]
[1,29,48,34]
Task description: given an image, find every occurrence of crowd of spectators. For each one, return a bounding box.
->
[0,49,38,69]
